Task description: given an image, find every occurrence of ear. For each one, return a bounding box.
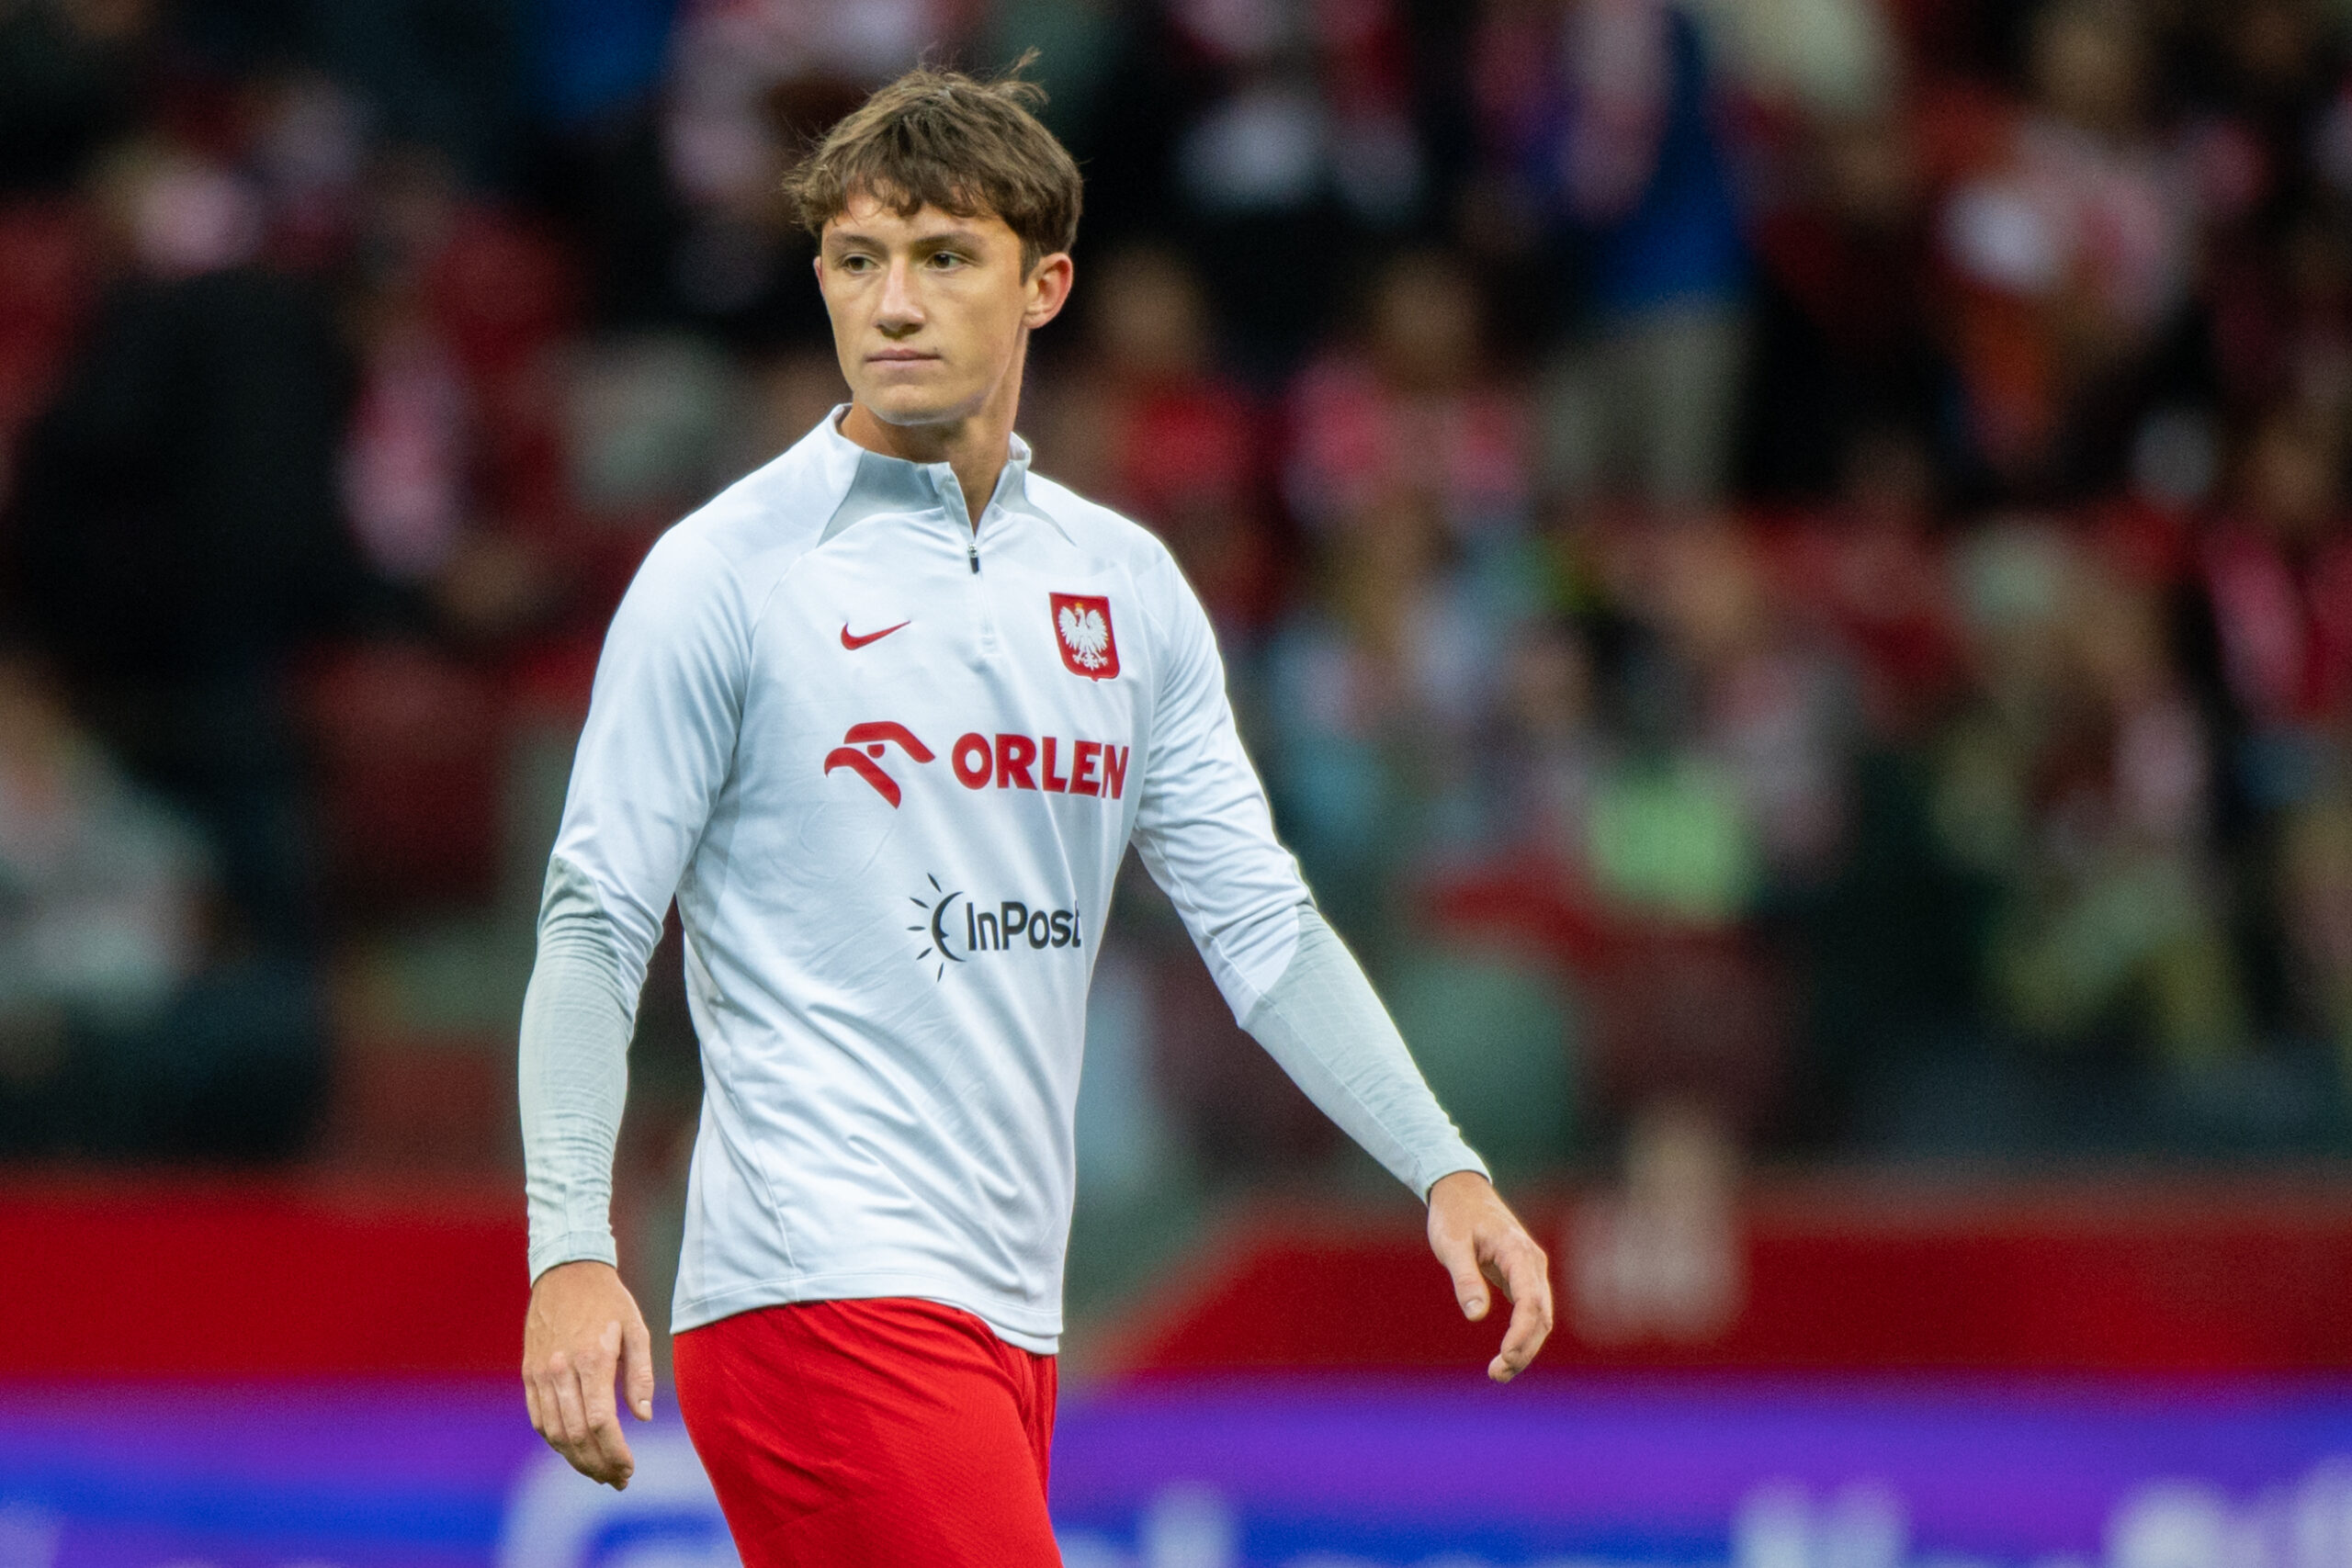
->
[1023,252,1074,331]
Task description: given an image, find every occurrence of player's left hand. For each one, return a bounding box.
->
[1426,1170,1553,1383]
[523,1259,654,1489]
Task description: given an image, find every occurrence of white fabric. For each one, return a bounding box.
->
[522,410,1484,1351]
[1242,908,1485,1199]
[518,856,635,1277]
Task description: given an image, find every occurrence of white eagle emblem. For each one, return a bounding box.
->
[1058,604,1111,669]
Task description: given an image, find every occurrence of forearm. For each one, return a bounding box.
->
[518,856,641,1280]
[1241,908,1487,1198]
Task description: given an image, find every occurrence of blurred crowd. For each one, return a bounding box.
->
[5,0,2352,1202]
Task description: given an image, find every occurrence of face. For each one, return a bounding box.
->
[1371,256,1480,389]
[2031,4,2147,135]
[815,192,1072,431]
[1094,249,1207,381]
[2245,412,2340,540]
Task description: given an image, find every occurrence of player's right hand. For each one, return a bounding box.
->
[523,1259,655,1489]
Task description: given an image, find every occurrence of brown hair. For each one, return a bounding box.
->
[783,57,1082,276]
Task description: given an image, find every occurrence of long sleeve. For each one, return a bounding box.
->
[1241,908,1487,1197]
[517,526,752,1280]
[519,857,638,1277]
[1130,550,1487,1199]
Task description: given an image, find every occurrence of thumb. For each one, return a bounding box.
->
[623,1318,656,1421]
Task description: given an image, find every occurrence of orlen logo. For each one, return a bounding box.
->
[908,874,1081,981]
[949,731,1131,798]
[821,721,933,807]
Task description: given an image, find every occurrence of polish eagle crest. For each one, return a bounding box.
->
[1048,592,1120,679]
[1058,603,1110,668]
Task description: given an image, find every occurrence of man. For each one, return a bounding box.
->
[517,62,1553,1562]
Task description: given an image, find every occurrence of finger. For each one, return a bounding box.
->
[603,1419,637,1489]
[579,1321,637,1483]
[536,1371,585,1458]
[569,1325,635,1485]
[523,1372,546,1438]
[1490,1292,1548,1382]
[581,1320,623,1440]
[1432,1233,1490,1321]
[623,1317,656,1422]
[571,1354,635,1487]
[1489,1247,1555,1383]
[548,1352,594,1458]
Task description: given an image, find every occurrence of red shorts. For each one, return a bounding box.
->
[673,1297,1061,1567]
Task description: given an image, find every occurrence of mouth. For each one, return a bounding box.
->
[866,349,940,365]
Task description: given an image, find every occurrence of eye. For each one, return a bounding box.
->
[835,252,877,273]
[925,249,968,270]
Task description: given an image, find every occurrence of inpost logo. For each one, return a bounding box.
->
[909,874,1081,981]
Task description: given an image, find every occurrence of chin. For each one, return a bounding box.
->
[860,385,982,427]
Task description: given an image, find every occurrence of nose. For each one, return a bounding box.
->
[876,257,923,336]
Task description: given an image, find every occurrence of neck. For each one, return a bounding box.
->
[839,346,1027,527]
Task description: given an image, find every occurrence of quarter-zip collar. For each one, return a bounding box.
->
[817,403,1041,545]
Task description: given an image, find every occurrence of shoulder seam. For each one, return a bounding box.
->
[665,525,762,676]
[668,446,850,648]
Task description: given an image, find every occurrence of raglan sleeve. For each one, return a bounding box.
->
[1127,550,1487,1199]
[518,526,751,1280]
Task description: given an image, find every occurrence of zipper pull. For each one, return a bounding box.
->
[967,542,980,574]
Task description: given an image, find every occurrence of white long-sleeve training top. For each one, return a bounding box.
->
[520,409,1485,1351]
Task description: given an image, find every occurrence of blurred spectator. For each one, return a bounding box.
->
[1741,114,1950,500]
[311,0,527,187]
[1264,491,1487,939]
[1694,0,1908,500]
[1032,246,1280,645]
[1772,427,1968,743]
[1939,522,2245,1068]
[9,0,2352,1187]
[2207,200,2352,431]
[1560,522,1819,1144]
[2280,793,2352,1100]
[1268,250,1536,934]
[244,72,370,276]
[0,649,321,1159]
[1634,518,1852,888]
[0,649,203,1069]
[528,0,678,130]
[2200,401,2352,807]
[0,0,149,197]
[1477,0,1750,511]
[1166,0,1425,228]
[0,199,99,515]
[560,331,740,529]
[1569,1099,1741,1342]
[733,344,848,466]
[1935,0,2198,494]
[1688,0,1896,124]
[1285,250,1534,558]
[343,265,476,588]
[1144,0,1430,365]
[8,141,369,949]
[2191,0,2340,205]
[658,0,973,329]
[339,148,629,650]
[1484,615,1610,866]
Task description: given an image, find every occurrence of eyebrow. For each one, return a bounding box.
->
[823,223,997,257]
[825,226,991,252]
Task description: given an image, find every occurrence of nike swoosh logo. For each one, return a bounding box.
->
[841,620,910,650]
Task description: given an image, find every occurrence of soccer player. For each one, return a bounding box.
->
[517,62,1553,1559]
